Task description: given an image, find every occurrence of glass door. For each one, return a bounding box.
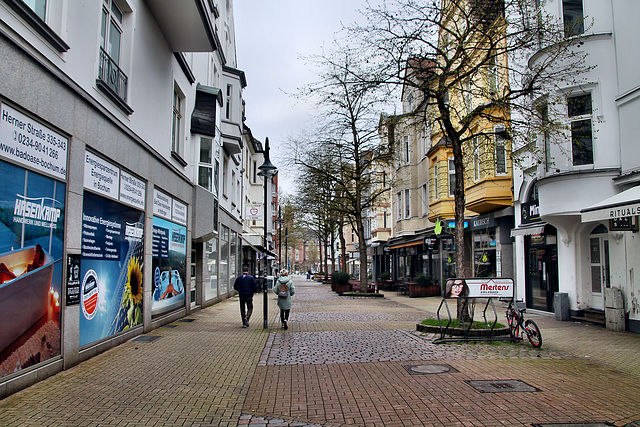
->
[589,232,609,310]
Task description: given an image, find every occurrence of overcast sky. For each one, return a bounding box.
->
[234,1,368,195]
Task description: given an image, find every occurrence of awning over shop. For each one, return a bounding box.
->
[510,224,546,237]
[581,186,640,222]
[388,239,423,250]
[242,235,276,257]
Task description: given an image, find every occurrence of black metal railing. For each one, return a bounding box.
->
[98,47,128,103]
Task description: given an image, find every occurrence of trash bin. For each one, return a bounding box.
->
[554,292,569,321]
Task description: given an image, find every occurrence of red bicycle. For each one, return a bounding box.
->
[504,299,542,348]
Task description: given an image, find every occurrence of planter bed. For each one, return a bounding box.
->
[416,322,510,337]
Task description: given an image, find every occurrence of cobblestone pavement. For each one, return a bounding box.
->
[1,277,639,426]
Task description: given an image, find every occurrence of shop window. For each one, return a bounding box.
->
[568,93,593,166]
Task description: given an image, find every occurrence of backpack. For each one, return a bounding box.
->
[277,281,289,298]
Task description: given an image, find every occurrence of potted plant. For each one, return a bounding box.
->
[409,274,437,297]
[331,271,351,294]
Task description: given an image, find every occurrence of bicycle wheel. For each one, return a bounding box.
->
[507,310,519,338]
[524,319,542,348]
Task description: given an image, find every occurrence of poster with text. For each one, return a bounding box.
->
[151,216,186,316]
[0,160,65,378]
[79,191,144,347]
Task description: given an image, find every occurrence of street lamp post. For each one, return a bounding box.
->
[284,227,289,271]
[276,209,283,273]
[257,138,277,329]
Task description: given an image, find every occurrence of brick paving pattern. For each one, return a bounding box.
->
[1,277,639,426]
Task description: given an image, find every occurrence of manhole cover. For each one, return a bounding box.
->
[132,335,162,343]
[465,379,539,393]
[177,319,195,323]
[404,364,458,374]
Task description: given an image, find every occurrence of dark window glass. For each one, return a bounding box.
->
[568,94,591,117]
[571,119,593,165]
[563,0,584,37]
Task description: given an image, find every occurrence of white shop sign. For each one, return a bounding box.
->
[84,151,119,199]
[0,103,68,180]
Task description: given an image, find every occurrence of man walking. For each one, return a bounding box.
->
[233,266,257,328]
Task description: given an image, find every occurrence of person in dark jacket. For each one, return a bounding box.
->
[233,266,257,328]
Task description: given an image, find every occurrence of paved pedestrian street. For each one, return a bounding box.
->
[1,277,639,426]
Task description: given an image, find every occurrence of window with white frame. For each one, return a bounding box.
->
[422,124,429,156]
[539,104,553,172]
[422,183,428,216]
[24,0,47,20]
[402,135,410,163]
[101,0,123,66]
[563,0,584,37]
[384,209,388,228]
[213,158,219,196]
[172,86,184,155]
[396,192,402,219]
[222,155,228,198]
[433,162,438,200]
[225,84,232,120]
[448,158,455,197]
[231,171,236,205]
[568,93,593,166]
[495,126,507,174]
[488,51,498,95]
[473,136,480,181]
[198,137,213,191]
[404,189,410,218]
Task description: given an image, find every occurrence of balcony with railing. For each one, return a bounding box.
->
[96,47,133,114]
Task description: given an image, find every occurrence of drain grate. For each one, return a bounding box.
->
[177,319,195,323]
[161,325,177,328]
[132,335,162,343]
[465,379,539,393]
[403,364,458,375]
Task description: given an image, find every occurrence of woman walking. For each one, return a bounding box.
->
[274,269,295,330]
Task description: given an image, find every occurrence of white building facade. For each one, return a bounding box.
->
[512,0,640,332]
[0,0,264,396]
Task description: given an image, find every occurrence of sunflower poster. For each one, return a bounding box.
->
[79,191,144,347]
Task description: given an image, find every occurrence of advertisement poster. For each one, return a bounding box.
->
[79,191,144,347]
[0,160,64,378]
[444,278,514,299]
[151,216,186,316]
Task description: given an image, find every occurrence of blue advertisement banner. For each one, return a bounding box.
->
[79,191,144,347]
[151,216,186,316]
[0,160,64,378]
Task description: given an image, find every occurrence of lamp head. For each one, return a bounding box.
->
[258,137,278,178]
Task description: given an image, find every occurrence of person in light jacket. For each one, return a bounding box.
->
[274,269,295,330]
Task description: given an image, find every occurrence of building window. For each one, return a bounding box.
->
[98,0,128,104]
[473,137,480,181]
[198,137,213,191]
[225,84,232,120]
[24,0,47,20]
[222,155,228,198]
[404,189,410,218]
[231,171,236,205]
[252,161,257,184]
[448,158,455,197]
[563,0,584,37]
[396,192,402,219]
[433,162,438,200]
[213,159,219,196]
[172,87,184,155]
[539,104,553,172]
[488,52,498,95]
[495,126,507,174]
[422,184,428,216]
[568,93,593,166]
[384,209,388,228]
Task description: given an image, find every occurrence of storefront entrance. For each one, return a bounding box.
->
[525,227,559,312]
[589,224,610,310]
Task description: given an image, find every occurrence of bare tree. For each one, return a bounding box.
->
[349,0,590,281]
[290,46,394,289]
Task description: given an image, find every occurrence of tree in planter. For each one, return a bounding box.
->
[348,0,590,317]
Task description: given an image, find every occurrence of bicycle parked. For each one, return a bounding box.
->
[501,298,542,348]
